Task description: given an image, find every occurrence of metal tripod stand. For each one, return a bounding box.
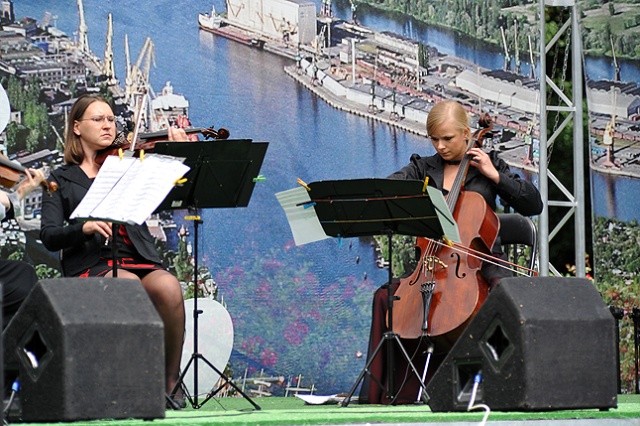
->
[341,231,429,406]
[291,178,452,407]
[171,212,260,410]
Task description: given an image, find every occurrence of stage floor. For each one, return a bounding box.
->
[7,395,640,425]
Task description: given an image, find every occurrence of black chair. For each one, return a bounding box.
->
[497,213,538,273]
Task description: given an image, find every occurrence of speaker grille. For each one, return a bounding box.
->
[427,277,618,412]
[3,278,166,422]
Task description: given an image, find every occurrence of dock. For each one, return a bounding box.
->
[199,7,640,180]
[284,62,428,137]
[285,59,545,175]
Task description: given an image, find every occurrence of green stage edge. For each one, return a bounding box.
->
[10,394,640,426]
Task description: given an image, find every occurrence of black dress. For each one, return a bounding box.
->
[0,200,38,329]
[40,164,164,277]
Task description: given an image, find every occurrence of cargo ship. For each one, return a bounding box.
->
[198,3,265,49]
[197,0,318,58]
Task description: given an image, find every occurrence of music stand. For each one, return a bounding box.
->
[153,139,268,410]
[303,178,456,407]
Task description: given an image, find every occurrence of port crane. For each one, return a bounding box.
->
[349,0,358,24]
[134,37,156,95]
[601,87,620,168]
[74,0,102,71]
[102,13,117,85]
[124,34,133,102]
[269,15,297,43]
[513,20,521,75]
[528,35,536,80]
[610,35,621,82]
[76,0,90,54]
[321,0,332,18]
[523,91,540,167]
[124,36,156,123]
[599,37,622,169]
[500,27,511,72]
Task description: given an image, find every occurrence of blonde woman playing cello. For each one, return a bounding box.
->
[362,100,543,405]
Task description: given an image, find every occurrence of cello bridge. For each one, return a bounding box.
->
[424,256,447,271]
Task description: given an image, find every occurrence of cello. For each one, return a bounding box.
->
[390,114,499,347]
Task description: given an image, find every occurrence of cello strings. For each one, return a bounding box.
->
[419,238,537,277]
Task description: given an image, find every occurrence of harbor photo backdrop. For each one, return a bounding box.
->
[7,0,640,395]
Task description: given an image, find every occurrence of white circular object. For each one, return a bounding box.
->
[0,85,10,134]
[180,298,234,397]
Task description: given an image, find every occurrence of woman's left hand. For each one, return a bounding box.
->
[168,126,189,142]
[16,168,46,200]
[467,148,499,184]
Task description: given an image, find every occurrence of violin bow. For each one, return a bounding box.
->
[129,92,149,154]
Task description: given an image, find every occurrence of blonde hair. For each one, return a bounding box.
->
[426,100,470,137]
[64,94,111,165]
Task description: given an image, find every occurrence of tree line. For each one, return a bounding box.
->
[355,0,640,62]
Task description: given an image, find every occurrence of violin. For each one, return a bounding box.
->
[0,155,57,193]
[390,113,498,347]
[95,125,230,165]
[138,125,230,142]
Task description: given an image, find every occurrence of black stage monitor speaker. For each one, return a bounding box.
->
[2,278,165,422]
[426,277,618,412]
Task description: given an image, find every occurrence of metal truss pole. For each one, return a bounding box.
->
[538,0,586,277]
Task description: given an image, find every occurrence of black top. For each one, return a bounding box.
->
[40,163,163,277]
[1,202,15,222]
[388,151,543,217]
[390,151,543,281]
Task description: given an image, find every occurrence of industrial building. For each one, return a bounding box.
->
[225,0,316,45]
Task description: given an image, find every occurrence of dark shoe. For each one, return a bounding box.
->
[165,393,185,410]
[166,388,187,410]
[173,396,187,409]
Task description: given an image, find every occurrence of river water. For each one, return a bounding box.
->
[15,0,640,394]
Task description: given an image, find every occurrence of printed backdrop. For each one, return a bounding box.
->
[11,0,640,394]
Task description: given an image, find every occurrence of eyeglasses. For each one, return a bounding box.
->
[77,115,116,124]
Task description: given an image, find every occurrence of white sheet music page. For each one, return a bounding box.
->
[426,185,461,243]
[70,154,190,225]
[69,155,133,221]
[275,186,329,246]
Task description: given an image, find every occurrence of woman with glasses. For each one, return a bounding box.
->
[40,93,188,408]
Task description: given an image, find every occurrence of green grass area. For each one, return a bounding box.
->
[11,395,640,426]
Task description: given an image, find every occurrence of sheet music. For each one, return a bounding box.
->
[71,154,190,225]
[426,186,461,243]
[275,187,329,246]
[295,394,355,405]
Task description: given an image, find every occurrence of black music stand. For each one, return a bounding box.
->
[303,178,456,407]
[153,139,268,410]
